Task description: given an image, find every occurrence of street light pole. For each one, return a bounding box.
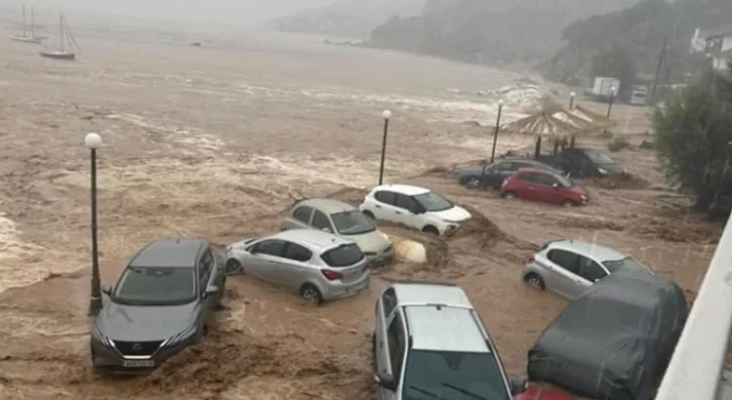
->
[84,132,103,317]
[378,110,392,185]
[489,100,504,164]
[569,91,576,110]
[606,87,616,119]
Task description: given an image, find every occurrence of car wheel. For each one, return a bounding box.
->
[524,273,545,290]
[422,225,440,236]
[562,200,576,208]
[300,283,324,306]
[466,177,481,188]
[363,210,375,220]
[502,191,518,199]
[226,259,243,275]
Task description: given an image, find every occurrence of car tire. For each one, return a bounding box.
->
[363,210,375,220]
[300,283,324,306]
[466,177,481,188]
[502,191,518,199]
[226,259,243,275]
[524,273,545,290]
[422,225,440,236]
[562,200,576,208]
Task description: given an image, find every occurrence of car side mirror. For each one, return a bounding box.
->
[321,227,332,233]
[374,371,397,391]
[204,286,218,298]
[248,246,257,254]
[101,284,112,296]
[552,183,559,189]
[509,376,528,395]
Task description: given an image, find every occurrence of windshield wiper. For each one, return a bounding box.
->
[408,385,441,399]
[442,383,488,400]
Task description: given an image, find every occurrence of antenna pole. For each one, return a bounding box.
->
[22,4,27,37]
[650,36,668,106]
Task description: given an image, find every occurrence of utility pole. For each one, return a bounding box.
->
[650,36,668,106]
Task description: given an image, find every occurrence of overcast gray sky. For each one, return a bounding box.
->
[4,0,343,26]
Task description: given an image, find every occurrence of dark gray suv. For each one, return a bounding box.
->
[90,239,226,372]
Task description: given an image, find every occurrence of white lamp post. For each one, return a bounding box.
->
[84,132,103,316]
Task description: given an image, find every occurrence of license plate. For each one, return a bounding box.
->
[122,359,155,368]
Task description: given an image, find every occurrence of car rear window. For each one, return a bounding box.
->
[321,243,364,268]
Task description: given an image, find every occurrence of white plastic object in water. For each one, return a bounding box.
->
[393,237,427,264]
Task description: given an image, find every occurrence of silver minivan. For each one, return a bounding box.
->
[522,239,652,300]
[280,198,394,266]
[225,229,370,305]
[372,282,527,399]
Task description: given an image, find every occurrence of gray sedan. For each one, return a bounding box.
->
[522,239,652,300]
[458,158,566,189]
[225,229,371,305]
[280,198,394,267]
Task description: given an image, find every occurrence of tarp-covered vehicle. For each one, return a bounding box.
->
[527,268,688,400]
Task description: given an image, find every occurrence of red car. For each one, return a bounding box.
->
[514,383,579,400]
[500,167,588,207]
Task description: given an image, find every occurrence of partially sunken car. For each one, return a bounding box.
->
[225,229,371,305]
[280,198,394,267]
[90,239,226,372]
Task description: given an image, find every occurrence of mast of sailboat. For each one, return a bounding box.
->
[59,13,64,52]
[61,16,80,54]
[31,7,35,39]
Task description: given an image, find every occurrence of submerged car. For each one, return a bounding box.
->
[280,198,394,267]
[91,239,226,372]
[522,239,652,300]
[458,158,565,189]
[372,282,527,399]
[225,229,370,305]
[359,184,471,236]
[553,147,625,178]
[501,168,589,207]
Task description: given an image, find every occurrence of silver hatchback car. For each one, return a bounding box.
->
[225,229,371,305]
[280,198,394,267]
[522,239,652,300]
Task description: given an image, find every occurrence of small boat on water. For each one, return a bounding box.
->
[10,5,45,44]
[39,13,79,60]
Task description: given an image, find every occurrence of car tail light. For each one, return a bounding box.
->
[321,269,343,281]
[363,259,372,271]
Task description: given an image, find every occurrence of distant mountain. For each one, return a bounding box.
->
[271,0,427,39]
[543,0,732,85]
[365,0,640,64]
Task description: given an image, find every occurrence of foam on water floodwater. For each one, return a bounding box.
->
[0,213,45,294]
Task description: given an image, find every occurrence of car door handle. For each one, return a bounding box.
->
[395,211,402,215]
[375,205,382,208]
[528,186,536,190]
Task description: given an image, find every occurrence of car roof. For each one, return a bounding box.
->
[129,239,206,268]
[405,305,490,353]
[515,167,547,175]
[270,228,353,249]
[372,184,430,196]
[392,283,473,308]
[295,198,356,214]
[544,239,628,262]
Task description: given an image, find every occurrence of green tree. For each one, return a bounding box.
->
[653,66,732,212]
[590,44,637,101]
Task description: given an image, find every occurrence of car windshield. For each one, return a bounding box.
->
[585,150,616,165]
[602,256,648,273]
[402,350,511,400]
[331,210,376,235]
[113,266,197,306]
[413,192,453,212]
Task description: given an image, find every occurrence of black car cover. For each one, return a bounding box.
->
[527,267,688,400]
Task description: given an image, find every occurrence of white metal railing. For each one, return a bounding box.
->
[655,212,732,400]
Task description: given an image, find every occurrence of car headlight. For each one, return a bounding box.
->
[581,195,588,201]
[92,326,111,347]
[442,219,461,224]
[167,326,198,346]
[598,168,608,175]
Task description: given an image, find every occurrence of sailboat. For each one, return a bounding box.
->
[10,5,45,44]
[40,13,80,60]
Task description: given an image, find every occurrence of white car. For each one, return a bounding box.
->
[359,184,471,235]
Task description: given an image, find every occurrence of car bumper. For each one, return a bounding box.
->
[90,336,196,373]
[322,273,370,301]
[366,250,394,268]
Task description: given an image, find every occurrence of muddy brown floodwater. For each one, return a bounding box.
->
[0,16,722,400]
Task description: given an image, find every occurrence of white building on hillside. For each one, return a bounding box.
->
[691,26,732,71]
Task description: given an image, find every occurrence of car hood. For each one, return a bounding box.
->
[598,163,624,175]
[429,205,472,222]
[95,301,198,342]
[341,229,392,253]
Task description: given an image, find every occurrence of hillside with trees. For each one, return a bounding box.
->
[543,0,732,86]
[365,0,638,65]
[271,0,426,39]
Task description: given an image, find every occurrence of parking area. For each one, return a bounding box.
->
[0,31,722,400]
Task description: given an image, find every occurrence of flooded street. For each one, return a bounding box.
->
[0,16,718,400]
